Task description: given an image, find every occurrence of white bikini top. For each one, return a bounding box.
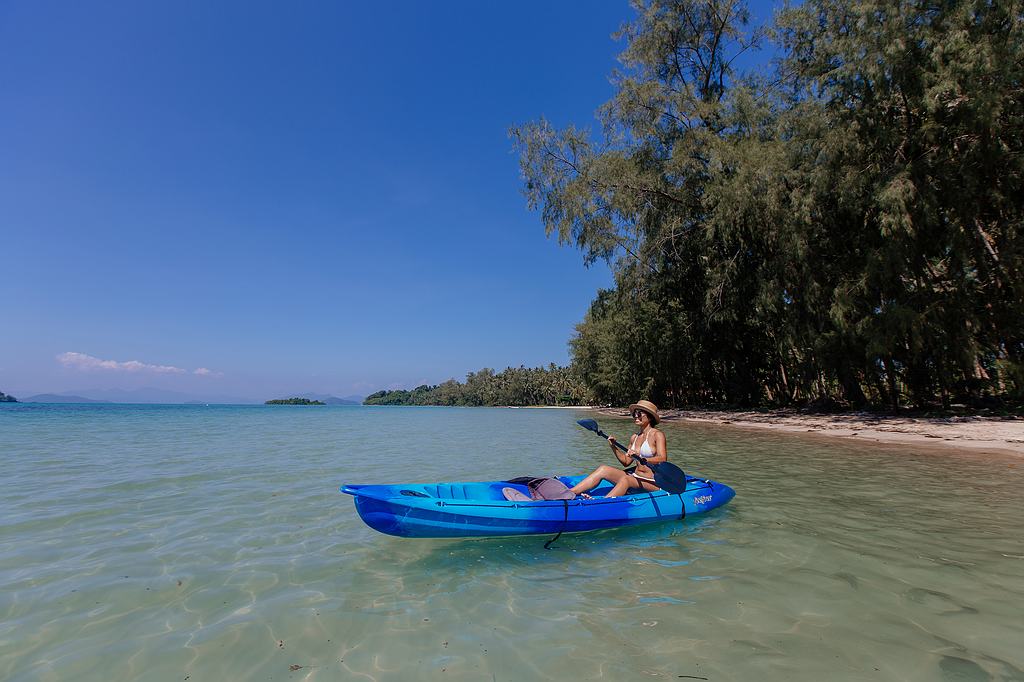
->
[633,432,655,457]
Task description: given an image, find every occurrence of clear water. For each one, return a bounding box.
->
[1,404,1022,681]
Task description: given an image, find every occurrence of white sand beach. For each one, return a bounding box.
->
[598,407,1024,457]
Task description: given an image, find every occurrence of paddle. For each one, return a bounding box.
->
[576,418,688,494]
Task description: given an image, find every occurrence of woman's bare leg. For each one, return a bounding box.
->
[568,465,617,495]
[570,465,641,498]
[607,474,637,498]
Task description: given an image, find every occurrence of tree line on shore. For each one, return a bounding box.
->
[363,365,590,407]
[511,0,1022,409]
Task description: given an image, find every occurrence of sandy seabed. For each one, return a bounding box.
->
[596,406,1024,457]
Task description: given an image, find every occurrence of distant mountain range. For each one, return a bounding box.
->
[23,388,258,404]
[21,389,366,405]
[22,393,112,404]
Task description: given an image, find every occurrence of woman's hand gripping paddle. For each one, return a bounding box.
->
[576,418,688,494]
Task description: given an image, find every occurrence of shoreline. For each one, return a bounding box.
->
[595,407,1024,457]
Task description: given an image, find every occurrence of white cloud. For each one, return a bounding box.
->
[57,352,221,378]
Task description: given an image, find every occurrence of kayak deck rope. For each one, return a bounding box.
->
[543,500,570,550]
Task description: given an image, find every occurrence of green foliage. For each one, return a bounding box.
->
[513,0,1023,408]
[265,398,325,405]
[362,365,591,406]
[0,391,17,403]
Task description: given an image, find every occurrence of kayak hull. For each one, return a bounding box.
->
[340,475,735,538]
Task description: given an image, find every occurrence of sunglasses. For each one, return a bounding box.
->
[632,410,648,419]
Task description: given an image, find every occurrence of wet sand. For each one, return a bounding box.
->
[596,407,1024,457]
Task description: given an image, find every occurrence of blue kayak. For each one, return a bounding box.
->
[340,474,735,538]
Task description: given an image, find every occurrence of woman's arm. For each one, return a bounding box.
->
[609,435,635,467]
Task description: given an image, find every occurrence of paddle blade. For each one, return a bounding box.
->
[576,418,600,433]
[650,462,687,494]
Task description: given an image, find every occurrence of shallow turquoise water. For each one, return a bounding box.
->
[1,403,1022,681]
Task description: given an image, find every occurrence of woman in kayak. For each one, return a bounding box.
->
[569,400,667,498]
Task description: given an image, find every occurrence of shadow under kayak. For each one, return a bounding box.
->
[340,474,735,538]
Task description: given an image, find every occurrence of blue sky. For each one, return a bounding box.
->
[1,1,778,401]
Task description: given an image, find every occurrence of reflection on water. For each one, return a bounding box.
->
[1,404,1022,681]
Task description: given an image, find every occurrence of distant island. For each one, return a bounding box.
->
[0,390,17,403]
[10,391,361,405]
[265,397,325,405]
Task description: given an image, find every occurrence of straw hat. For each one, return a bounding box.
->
[628,400,660,425]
